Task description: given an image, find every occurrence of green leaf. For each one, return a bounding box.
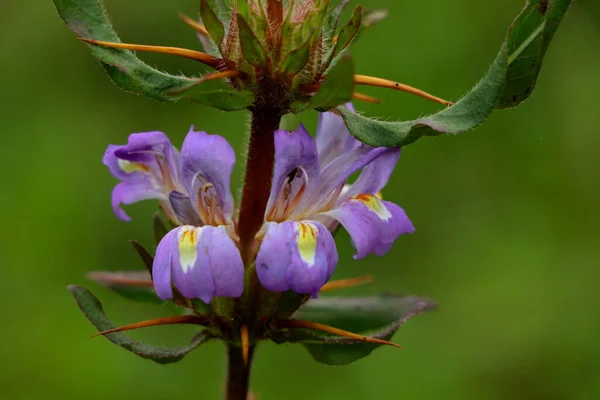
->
[69,285,211,364]
[53,0,196,102]
[190,89,255,111]
[310,52,355,111]
[200,0,225,51]
[339,0,572,148]
[282,295,436,365]
[325,5,362,67]
[236,14,267,66]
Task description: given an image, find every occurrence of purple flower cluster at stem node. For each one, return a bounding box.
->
[104,104,414,303]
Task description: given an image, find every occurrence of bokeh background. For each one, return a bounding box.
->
[2,0,600,399]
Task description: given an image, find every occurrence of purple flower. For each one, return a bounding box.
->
[256,105,414,296]
[104,106,413,302]
[105,127,244,304]
[103,131,184,222]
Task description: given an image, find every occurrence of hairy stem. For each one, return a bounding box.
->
[225,345,254,400]
[237,107,282,261]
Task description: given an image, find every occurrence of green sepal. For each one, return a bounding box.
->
[280,38,312,77]
[236,14,267,66]
[310,52,355,111]
[325,5,362,68]
[129,240,153,274]
[338,0,572,148]
[52,0,196,102]
[200,0,225,51]
[153,211,169,245]
[190,88,255,111]
[279,295,436,365]
[69,285,212,364]
[326,0,350,33]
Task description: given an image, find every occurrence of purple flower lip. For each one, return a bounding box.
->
[153,225,244,304]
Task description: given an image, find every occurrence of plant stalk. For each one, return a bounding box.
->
[237,106,282,261]
[225,345,254,400]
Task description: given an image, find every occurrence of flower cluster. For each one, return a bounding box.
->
[104,105,414,304]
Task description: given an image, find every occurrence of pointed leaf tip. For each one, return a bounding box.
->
[325,5,362,68]
[68,285,211,364]
[236,13,268,66]
[278,294,435,365]
[340,0,572,148]
[309,52,355,111]
[200,0,225,51]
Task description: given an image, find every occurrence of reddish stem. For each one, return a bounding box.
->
[225,345,254,400]
[237,108,282,261]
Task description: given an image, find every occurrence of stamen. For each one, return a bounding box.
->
[87,271,153,288]
[241,325,250,365]
[354,75,452,106]
[91,316,210,338]
[178,13,211,36]
[283,182,292,200]
[352,92,382,104]
[320,275,375,292]
[202,183,217,224]
[79,38,221,68]
[277,319,403,349]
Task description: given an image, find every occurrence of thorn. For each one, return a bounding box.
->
[179,13,211,37]
[241,325,250,366]
[90,316,210,338]
[87,271,153,288]
[79,38,221,69]
[320,275,375,292]
[277,319,403,349]
[167,70,243,95]
[354,75,452,106]
[352,92,382,104]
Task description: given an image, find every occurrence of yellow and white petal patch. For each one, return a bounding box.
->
[117,158,150,174]
[178,226,201,273]
[353,194,392,221]
[296,222,318,266]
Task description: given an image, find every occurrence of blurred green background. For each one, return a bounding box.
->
[2,0,600,399]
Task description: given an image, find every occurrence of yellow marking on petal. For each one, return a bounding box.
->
[178,227,200,273]
[117,159,149,174]
[354,194,392,222]
[375,191,383,200]
[297,222,318,266]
